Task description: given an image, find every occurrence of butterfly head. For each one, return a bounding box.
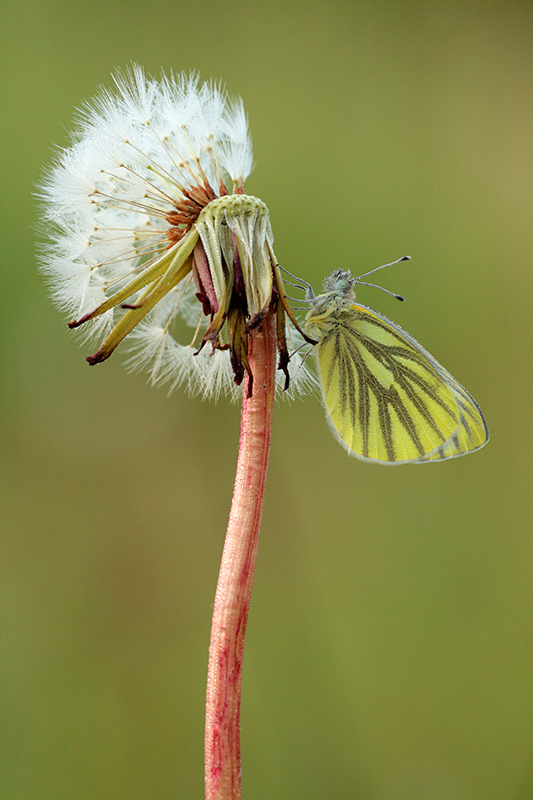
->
[303,269,357,341]
[305,268,356,315]
[321,269,357,298]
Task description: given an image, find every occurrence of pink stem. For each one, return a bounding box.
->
[205,311,277,800]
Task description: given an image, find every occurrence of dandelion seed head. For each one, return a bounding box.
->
[38,65,314,399]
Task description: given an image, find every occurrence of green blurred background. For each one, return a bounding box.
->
[2,1,532,798]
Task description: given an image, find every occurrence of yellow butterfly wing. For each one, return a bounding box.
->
[308,302,488,464]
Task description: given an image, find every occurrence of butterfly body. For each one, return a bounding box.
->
[305,268,489,464]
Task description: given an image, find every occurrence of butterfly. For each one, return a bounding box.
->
[302,258,489,464]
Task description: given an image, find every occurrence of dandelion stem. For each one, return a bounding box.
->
[205,310,277,800]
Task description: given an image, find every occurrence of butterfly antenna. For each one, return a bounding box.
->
[356,281,405,301]
[356,255,410,281]
[355,255,410,302]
